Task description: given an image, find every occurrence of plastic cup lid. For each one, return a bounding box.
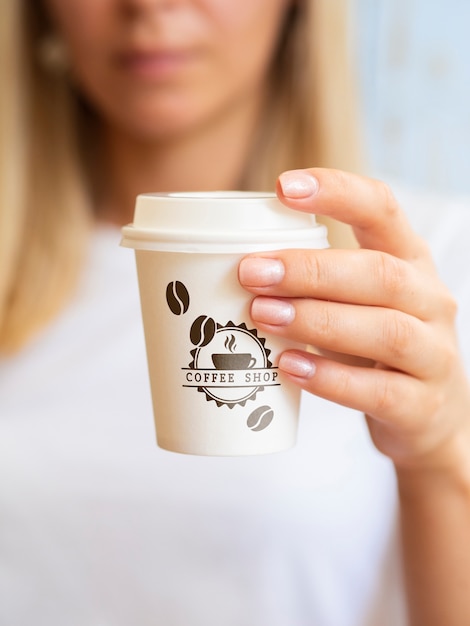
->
[120,191,328,252]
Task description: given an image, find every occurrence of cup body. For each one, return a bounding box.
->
[121,192,328,456]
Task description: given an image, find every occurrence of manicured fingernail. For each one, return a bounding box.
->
[239,258,285,287]
[251,297,295,326]
[279,170,319,199]
[279,352,316,378]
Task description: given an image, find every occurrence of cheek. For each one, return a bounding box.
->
[209,0,290,86]
[46,0,114,79]
[45,0,111,43]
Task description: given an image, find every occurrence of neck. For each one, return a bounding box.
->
[96,93,265,225]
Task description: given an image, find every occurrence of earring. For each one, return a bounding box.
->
[37,33,69,75]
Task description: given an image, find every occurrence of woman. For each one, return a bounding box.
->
[1,1,469,625]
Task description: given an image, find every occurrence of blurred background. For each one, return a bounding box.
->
[354,0,470,195]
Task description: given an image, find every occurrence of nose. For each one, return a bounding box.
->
[119,0,181,15]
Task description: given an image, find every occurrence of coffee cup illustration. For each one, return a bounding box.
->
[211,333,256,370]
[211,352,256,370]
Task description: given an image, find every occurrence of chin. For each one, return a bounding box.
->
[107,99,208,141]
[124,118,200,142]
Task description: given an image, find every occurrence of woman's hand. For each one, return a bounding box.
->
[239,167,470,625]
[239,168,470,472]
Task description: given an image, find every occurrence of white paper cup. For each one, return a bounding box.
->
[121,192,328,456]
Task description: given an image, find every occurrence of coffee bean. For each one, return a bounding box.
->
[247,406,274,432]
[166,281,190,315]
[190,315,216,347]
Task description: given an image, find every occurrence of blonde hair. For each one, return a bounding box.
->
[0,0,362,352]
[243,1,362,186]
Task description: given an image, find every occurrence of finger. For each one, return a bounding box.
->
[277,350,429,431]
[250,296,443,378]
[276,168,432,261]
[239,248,450,321]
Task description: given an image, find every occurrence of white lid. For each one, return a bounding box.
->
[120,192,328,252]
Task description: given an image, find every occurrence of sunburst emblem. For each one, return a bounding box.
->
[183,319,278,409]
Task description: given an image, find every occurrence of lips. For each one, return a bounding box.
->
[115,48,196,80]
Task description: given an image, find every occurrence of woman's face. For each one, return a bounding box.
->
[44,0,291,139]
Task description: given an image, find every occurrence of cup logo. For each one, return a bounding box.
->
[183,319,279,410]
[168,280,278,429]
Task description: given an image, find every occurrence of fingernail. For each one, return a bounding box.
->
[251,298,295,326]
[239,258,285,287]
[279,170,319,199]
[279,352,316,378]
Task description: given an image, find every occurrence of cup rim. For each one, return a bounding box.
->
[141,191,277,201]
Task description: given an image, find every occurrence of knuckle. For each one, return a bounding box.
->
[374,253,407,297]
[441,291,458,322]
[378,180,399,219]
[381,313,415,360]
[415,383,446,426]
[300,253,326,287]
[328,168,350,195]
[434,337,459,378]
[333,366,354,400]
[315,305,338,341]
[372,376,398,415]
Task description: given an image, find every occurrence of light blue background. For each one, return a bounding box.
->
[354,0,470,195]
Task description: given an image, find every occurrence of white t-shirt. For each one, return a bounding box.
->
[1,188,469,626]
